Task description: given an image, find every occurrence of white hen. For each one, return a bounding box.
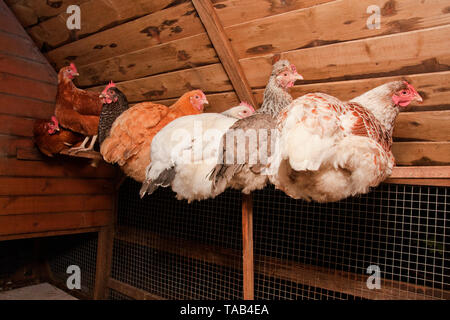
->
[270,81,423,203]
[140,103,255,201]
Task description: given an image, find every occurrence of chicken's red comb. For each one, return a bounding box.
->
[51,116,58,126]
[240,101,255,112]
[290,64,297,73]
[69,63,77,73]
[102,81,116,93]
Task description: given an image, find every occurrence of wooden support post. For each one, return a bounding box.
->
[191,0,257,107]
[93,225,114,300]
[242,193,254,300]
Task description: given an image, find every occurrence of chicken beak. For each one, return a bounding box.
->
[99,93,105,99]
[415,93,423,103]
[202,97,209,105]
[294,73,304,81]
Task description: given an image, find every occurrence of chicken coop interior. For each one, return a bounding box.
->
[0,0,449,301]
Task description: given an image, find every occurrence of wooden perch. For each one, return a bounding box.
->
[59,149,103,160]
[192,0,257,107]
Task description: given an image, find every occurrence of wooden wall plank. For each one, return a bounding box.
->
[90,63,232,102]
[0,177,114,196]
[0,93,55,119]
[390,166,450,179]
[192,0,256,106]
[0,194,112,215]
[0,30,48,64]
[0,136,33,157]
[392,142,450,166]
[0,72,56,102]
[108,279,165,300]
[0,210,112,235]
[394,111,450,142]
[0,114,34,137]
[0,53,56,83]
[0,158,117,178]
[241,25,450,87]
[227,0,450,59]
[27,0,180,50]
[76,33,218,86]
[46,1,204,68]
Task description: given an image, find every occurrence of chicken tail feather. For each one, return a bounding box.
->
[140,167,176,198]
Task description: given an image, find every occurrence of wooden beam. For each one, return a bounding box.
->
[191,0,256,107]
[242,193,254,300]
[0,227,101,242]
[93,226,114,300]
[390,166,450,179]
[108,278,165,300]
[0,210,112,236]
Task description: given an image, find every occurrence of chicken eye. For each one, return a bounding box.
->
[283,73,288,77]
[401,90,408,95]
[195,95,199,99]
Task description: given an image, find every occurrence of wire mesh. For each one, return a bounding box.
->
[46,233,98,297]
[253,184,449,300]
[112,178,448,300]
[112,178,243,300]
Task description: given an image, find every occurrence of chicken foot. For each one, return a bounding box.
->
[68,135,97,154]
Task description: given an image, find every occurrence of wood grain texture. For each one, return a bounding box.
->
[225,0,450,59]
[76,33,218,86]
[0,30,49,64]
[394,111,450,142]
[108,279,165,300]
[0,158,116,178]
[241,25,450,87]
[46,1,204,68]
[89,63,232,102]
[0,53,56,83]
[0,194,112,215]
[212,0,335,27]
[390,166,450,179]
[392,142,450,166]
[192,0,256,106]
[242,193,254,300]
[0,210,112,235]
[0,177,113,196]
[0,72,56,102]
[0,114,35,137]
[5,0,90,28]
[26,0,179,49]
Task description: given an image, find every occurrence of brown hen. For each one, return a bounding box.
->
[100,90,208,182]
[54,63,102,153]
